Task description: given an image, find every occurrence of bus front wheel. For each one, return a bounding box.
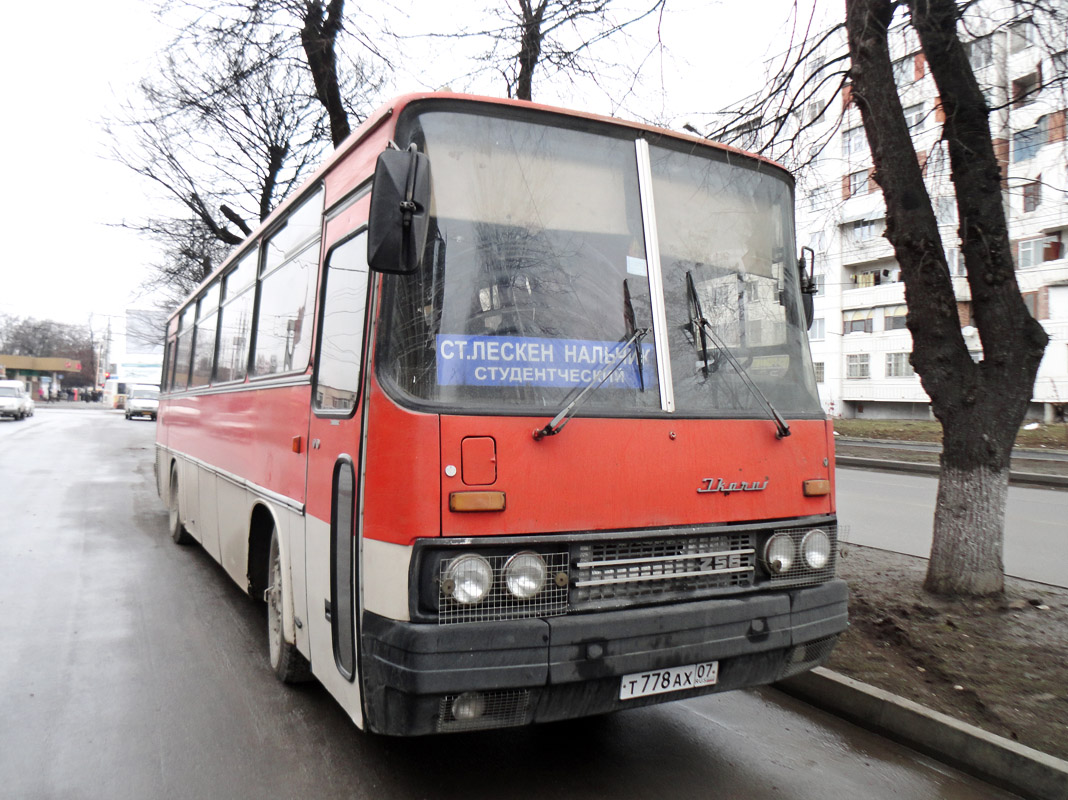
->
[168,467,193,545]
[266,527,312,683]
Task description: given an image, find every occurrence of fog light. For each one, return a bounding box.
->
[451,691,486,721]
[801,529,831,569]
[504,551,546,600]
[444,554,493,605]
[764,534,795,574]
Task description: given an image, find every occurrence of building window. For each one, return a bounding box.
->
[893,58,912,87]
[886,352,914,377]
[1018,235,1060,268]
[1012,72,1040,108]
[904,103,925,130]
[1009,19,1035,54]
[843,126,866,156]
[847,353,870,379]
[946,247,965,276]
[1054,51,1068,79]
[885,305,908,330]
[1013,127,1041,161]
[852,219,878,241]
[935,196,956,226]
[848,170,870,196]
[845,309,874,333]
[1023,179,1041,213]
[814,362,825,383]
[805,99,827,123]
[966,36,994,70]
[811,318,825,340]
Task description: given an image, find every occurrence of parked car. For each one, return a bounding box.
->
[125,385,160,420]
[0,381,31,420]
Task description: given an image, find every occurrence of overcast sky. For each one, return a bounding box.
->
[0,0,832,332]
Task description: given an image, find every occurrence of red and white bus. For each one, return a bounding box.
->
[156,93,846,735]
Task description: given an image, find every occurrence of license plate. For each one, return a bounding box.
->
[619,661,719,700]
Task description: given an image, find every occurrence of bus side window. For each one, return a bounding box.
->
[173,310,193,391]
[314,232,370,412]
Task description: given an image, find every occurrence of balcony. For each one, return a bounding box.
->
[842,278,905,309]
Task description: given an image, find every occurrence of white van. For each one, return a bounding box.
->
[0,379,33,420]
[125,384,160,421]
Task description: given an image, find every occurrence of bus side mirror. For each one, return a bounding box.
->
[798,246,817,330]
[367,146,431,275]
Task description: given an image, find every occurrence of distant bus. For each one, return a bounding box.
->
[156,93,845,736]
[102,378,128,409]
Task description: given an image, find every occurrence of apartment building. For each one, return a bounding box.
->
[718,2,1068,421]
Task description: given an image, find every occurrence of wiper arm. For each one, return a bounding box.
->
[623,279,645,391]
[686,271,791,439]
[533,327,648,440]
[685,272,711,375]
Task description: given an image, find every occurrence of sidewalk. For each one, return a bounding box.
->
[776,668,1068,800]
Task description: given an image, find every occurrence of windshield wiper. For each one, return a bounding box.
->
[623,279,645,392]
[533,327,648,440]
[685,270,791,439]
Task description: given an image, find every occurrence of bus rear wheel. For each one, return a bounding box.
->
[266,527,311,683]
[168,468,193,545]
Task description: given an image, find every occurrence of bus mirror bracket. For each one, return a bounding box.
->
[367,144,431,275]
[798,246,817,330]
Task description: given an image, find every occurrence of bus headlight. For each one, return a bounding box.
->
[443,554,493,605]
[764,534,795,574]
[801,529,831,570]
[504,551,547,600]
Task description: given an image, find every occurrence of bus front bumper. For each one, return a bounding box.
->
[359,579,848,735]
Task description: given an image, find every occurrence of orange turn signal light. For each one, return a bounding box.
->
[449,491,506,512]
[803,479,831,497]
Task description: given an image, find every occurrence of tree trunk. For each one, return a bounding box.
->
[301,0,351,147]
[844,0,1047,596]
[515,0,547,101]
[927,462,1007,595]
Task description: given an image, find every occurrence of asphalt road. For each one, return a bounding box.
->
[0,408,1020,800]
[836,467,1068,587]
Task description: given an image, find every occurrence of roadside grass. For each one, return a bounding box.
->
[832,417,1068,450]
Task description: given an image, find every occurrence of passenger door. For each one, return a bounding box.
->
[304,215,372,726]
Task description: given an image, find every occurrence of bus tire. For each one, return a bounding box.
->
[168,467,193,545]
[267,526,312,683]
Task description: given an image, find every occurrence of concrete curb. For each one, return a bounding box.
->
[776,667,1068,800]
[835,455,1068,490]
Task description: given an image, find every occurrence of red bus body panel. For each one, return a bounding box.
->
[348,379,835,546]
[437,415,834,540]
[162,384,312,504]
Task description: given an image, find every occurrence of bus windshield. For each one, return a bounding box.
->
[380,107,821,419]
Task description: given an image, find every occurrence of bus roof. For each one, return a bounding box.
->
[167,92,792,323]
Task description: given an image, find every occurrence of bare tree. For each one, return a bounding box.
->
[113,0,384,303]
[703,0,1066,596]
[392,0,667,106]
[844,0,1054,596]
[301,0,352,146]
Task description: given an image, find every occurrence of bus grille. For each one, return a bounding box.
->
[570,532,756,610]
[437,690,531,732]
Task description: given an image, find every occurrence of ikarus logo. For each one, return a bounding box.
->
[697,477,769,495]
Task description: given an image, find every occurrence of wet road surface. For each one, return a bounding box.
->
[0,408,1020,799]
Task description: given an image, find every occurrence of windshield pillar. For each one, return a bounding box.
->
[635,138,675,413]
